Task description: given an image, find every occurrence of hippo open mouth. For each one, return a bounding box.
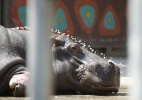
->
[52,34,120,94]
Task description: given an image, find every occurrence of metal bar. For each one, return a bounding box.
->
[27,0,53,100]
[128,0,142,100]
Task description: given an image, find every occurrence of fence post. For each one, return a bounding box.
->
[128,0,142,100]
[27,0,54,99]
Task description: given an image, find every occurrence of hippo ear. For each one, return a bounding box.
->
[50,36,65,46]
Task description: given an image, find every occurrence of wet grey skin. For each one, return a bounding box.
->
[0,25,120,97]
[52,34,120,94]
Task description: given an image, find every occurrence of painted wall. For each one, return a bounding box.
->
[1,0,127,48]
[3,0,26,27]
[52,0,127,48]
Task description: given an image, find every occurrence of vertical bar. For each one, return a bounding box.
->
[27,0,53,100]
[128,0,142,100]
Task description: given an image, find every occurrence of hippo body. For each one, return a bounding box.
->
[0,25,120,96]
[0,26,29,96]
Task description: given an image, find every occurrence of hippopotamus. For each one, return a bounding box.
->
[0,25,120,97]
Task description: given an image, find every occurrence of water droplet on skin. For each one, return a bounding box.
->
[20,27,24,30]
[62,33,65,35]
[57,30,61,34]
[16,27,19,30]
[55,29,57,32]
[78,39,81,43]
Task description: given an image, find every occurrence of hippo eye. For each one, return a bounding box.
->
[71,44,82,54]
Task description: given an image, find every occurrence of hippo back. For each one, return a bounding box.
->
[0,26,29,94]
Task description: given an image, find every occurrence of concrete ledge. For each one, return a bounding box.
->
[0,77,131,100]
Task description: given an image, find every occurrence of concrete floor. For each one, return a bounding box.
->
[0,77,131,100]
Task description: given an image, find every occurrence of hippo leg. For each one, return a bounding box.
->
[9,65,30,97]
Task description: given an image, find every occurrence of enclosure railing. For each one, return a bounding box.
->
[27,0,53,100]
[128,0,142,100]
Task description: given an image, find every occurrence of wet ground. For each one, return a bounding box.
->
[0,77,131,100]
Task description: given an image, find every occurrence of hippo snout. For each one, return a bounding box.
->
[73,58,120,94]
[90,61,120,86]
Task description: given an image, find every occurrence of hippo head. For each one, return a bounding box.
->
[52,34,120,94]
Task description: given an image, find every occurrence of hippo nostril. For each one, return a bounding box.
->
[13,84,26,97]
